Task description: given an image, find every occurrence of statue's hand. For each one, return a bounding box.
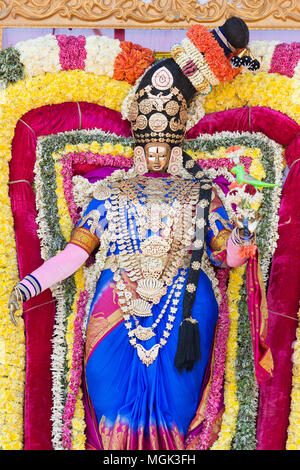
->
[8,287,22,326]
[235,212,262,235]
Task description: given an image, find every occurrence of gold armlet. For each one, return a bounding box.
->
[210,229,231,252]
[70,227,100,255]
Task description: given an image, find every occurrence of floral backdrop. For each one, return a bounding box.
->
[0,33,299,451]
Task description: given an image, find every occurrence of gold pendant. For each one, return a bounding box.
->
[136,278,167,304]
[132,325,155,341]
[135,344,160,366]
[130,299,153,317]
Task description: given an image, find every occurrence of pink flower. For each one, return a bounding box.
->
[56,35,87,71]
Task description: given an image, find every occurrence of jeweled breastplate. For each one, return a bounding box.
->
[104,176,201,366]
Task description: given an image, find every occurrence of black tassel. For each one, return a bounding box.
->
[174,318,201,373]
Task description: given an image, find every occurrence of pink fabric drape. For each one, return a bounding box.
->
[9,102,131,450]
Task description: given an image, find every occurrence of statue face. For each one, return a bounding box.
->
[144,143,171,172]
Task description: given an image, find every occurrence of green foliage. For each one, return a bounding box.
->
[0,47,25,88]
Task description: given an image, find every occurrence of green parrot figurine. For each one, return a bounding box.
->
[230,164,279,188]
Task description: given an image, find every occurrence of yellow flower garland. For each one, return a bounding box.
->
[211,266,245,450]
[204,72,300,125]
[0,70,131,450]
[286,307,300,450]
[53,141,134,162]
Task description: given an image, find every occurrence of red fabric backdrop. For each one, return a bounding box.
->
[9,103,300,449]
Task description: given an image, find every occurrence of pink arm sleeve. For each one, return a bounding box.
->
[23,243,89,295]
[226,235,248,267]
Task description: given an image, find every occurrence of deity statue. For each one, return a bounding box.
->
[8,17,267,450]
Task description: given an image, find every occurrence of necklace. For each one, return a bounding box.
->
[104,176,201,366]
[115,269,186,366]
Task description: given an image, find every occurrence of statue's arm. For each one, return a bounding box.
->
[8,227,99,326]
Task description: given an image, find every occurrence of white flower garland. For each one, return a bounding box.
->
[248,40,280,74]
[15,34,61,77]
[85,35,121,78]
[35,138,72,449]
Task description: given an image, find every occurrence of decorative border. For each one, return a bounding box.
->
[0,1,300,30]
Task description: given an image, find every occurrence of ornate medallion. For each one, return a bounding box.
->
[132,325,156,341]
[151,66,174,91]
[135,114,148,130]
[93,183,112,201]
[165,99,180,116]
[148,112,168,132]
[139,98,153,115]
[135,344,160,367]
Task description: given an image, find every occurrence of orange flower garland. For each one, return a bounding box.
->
[113,41,155,85]
[186,25,240,82]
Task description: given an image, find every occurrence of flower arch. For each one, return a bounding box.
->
[1,34,300,451]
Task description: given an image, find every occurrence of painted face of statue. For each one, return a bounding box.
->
[144,143,171,172]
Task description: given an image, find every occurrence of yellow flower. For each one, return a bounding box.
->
[211,266,245,450]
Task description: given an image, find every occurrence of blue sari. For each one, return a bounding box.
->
[79,178,230,449]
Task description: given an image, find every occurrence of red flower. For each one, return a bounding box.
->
[244,184,256,195]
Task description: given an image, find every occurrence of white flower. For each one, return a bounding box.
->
[15,34,61,77]
[249,40,279,74]
[85,36,122,77]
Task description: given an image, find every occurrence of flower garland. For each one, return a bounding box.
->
[231,274,258,450]
[186,25,240,83]
[0,70,131,450]
[62,269,89,451]
[203,72,300,127]
[286,306,300,450]
[193,267,230,449]
[1,34,154,88]
[211,266,245,449]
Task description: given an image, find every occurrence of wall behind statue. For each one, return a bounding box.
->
[3,28,300,51]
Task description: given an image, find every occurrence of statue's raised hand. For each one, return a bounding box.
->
[8,287,22,326]
[235,212,262,235]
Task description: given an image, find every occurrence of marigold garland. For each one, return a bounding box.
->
[203,72,300,126]
[113,41,155,85]
[186,25,240,83]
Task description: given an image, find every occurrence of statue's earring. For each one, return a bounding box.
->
[134,146,148,175]
[167,147,183,176]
